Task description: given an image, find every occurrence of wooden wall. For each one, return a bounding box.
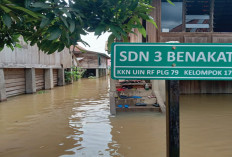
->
[158,32,232,44]
[146,0,159,43]
[146,0,232,94]
[129,28,143,43]
[77,52,108,69]
[99,69,106,77]
[180,81,232,94]
[35,69,45,91]
[78,53,98,68]
[99,55,107,69]
[0,44,72,69]
[128,0,232,94]
[53,69,58,87]
[159,33,232,94]
[4,68,26,97]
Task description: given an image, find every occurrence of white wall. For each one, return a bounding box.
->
[152,80,166,103]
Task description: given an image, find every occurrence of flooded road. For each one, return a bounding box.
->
[0,77,232,157]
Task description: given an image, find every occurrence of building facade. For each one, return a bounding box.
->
[0,42,72,102]
[73,47,110,78]
[130,0,232,97]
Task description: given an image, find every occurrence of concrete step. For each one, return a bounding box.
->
[116,105,160,112]
[117,88,153,97]
[116,97,157,106]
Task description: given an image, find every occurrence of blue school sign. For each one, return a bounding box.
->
[111,43,232,80]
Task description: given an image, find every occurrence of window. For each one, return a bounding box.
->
[98,56,101,66]
[161,0,183,32]
[185,0,210,32]
[214,0,232,32]
[161,0,232,33]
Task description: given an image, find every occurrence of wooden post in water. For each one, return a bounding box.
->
[166,80,180,157]
[0,68,7,102]
[110,77,116,115]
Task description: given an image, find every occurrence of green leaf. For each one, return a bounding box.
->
[40,18,51,28]
[64,32,70,47]
[31,2,51,9]
[2,14,12,28]
[138,26,146,38]
[79,39,90,47]
[48,42,59,54]
[7,44,14,51]
[24,0,31,8]
[66,12,72,18]
[107,34,115,52]
[39,40,52,52]
[94,25,105,36]
[129,0,139,10]
[7,5,39,18]
[15,43,22,48]
[69,20,75,33]
[147,17,158,29]
[12,34,20,42]
[9,12,20,22]
[122,35,129,42]
[48,28,62,40]
[0,46,4,52]
[58,43,65,52]
[30,37,38,46]
[0,5,12,13]
[167,0,175,6]
[134,17,143,27]
[110,25,126,40]
[60,16,69,28]
[138,13,149,20]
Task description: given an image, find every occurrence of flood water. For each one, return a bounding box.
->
[0,77,232,157]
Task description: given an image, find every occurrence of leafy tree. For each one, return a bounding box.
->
[0,0,172,54]
[0,0,40,51]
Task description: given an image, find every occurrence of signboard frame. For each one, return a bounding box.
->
[111,43,232,80]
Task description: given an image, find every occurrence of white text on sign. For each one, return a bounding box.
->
[119,51,232,63]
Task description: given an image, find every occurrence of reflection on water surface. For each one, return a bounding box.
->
[0,77,232,157]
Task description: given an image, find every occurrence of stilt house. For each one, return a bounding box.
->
[130,0,232,96]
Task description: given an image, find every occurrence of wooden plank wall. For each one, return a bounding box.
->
[142,0,232,94]
[159,32,232,43]
[0,44,72,69]
[77,53,108,69]
[180,81,232,94]
[99,69,106,77]
[146,0,158,43]
[129,28,143,43]
[78,53,98,68]
[53,69,58,87]
[99,56,107,69]
[35,69,45,91]
[158,33,232,94]
[4,68,26,97]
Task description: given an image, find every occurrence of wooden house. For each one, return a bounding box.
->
[110,0,232,114]
[0,40,72,102]
[73,46,110,78]
[130,0,232,95]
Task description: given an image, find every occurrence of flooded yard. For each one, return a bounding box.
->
[0,77,232,157]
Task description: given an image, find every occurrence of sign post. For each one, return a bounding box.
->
[166,80,180,157]
[111,43,232,157]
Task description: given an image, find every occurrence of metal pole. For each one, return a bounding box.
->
[166,80,180,157]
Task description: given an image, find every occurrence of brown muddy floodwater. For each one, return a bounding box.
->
[0,77,232,157]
